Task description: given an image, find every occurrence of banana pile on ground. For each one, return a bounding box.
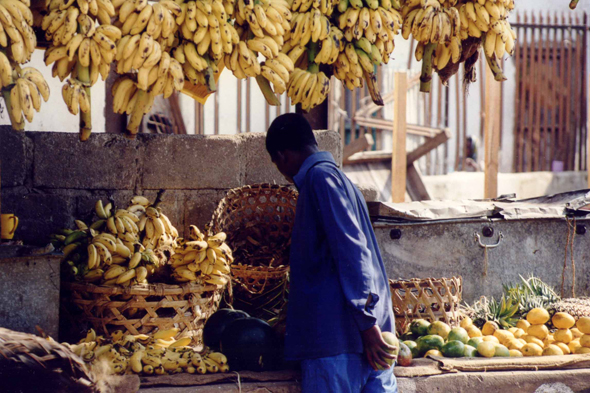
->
[39,0,120,140]
[67,328,230,375]
[51,195,178,286]
[0,0,50,130]
[399,0,515,92]
[170,225,232,286]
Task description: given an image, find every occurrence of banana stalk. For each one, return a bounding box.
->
[255,75,281,106]
[2,88,24,131]
[570,0,580,9]
[77,63,92,141]
[420,43,436,93]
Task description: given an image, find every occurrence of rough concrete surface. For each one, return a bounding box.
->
[183,189,230,233]
[375,218,590,302]
[0,255,61,337]
[32,132,141,190]
[141,134,242,190]
[0,125,31,187]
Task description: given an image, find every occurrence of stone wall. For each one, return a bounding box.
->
[0,126,342,245]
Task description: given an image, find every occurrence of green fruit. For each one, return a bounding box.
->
[417,335,445,355]
[467,337,484,348]
[403,340,419,358]
[447,327,470,344]
[398,342,413,367]
[463,344,478,357]
[427,321,451,340]
[441,340,465,358]
[400,332,417,341]
[410,319,431,337]
[494,344,510,357]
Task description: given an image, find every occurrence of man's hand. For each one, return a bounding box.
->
[361,325,397,371]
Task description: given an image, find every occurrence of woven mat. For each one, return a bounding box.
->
[428,354,590,373]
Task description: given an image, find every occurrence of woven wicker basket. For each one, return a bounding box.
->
[209,184,297,320]
[390,276,463,336]
[209,183,298,267]
[62,281,224,345]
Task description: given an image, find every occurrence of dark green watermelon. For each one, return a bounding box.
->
[203,309,250,350]
[220,317,280,371]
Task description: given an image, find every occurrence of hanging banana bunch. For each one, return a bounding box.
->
[331,0,401,103]
[0,0,50,131]
[399,0,515,92]
[41,0,119,140]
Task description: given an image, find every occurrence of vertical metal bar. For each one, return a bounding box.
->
[582,12,588,171]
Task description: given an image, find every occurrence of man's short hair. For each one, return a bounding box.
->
[266,113,318,157]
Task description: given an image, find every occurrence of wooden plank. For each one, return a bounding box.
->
[343,133,375,162]
[462,63,468,171]
[525,12,534,172]
[392,72,407,203]
[455,74,461,171]
[237,79,242,133]
[407,163,431,201]
[564,12,574,170]
[479,58,486,140]
[514,13,523,172]
[214,82,219,135]
[536,13,546,171]
[407,129,451,164]
[484,57,502,199]
[351,88,357,142]
[548,16,557,169]
[339,81,346,141]
[559,12,568,166]
[581,13,588,171]
[246,78,251,133]
[168,93,187,135]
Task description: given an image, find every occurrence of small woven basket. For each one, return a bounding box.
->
[62,281,224,345]
[390,276,463,336]
[209,184,298,320]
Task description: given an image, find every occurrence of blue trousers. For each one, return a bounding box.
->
[301,353,398,393]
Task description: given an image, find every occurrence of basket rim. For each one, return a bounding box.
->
[63,281,224,296]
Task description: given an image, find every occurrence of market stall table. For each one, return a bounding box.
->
[136,355,590,392]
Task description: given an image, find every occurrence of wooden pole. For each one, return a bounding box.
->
[392,72,407,203]
[484,62,501,199]
[588,75,590,187]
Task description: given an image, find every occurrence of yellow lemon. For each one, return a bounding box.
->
[552,312,575,329]
[576,317,590,334]
[575,347,590,354]
[516,319,531,331]
[527,308,550,325]
[543,334,555,348]
[509,349,523,357]
[482,335,500,344]
[424,349,443,357]
[556,342,571,354]
[522,343,543,356]
[508,327,518,334]
[507,339,524,350]
[518,338,528,345]
[482,321,499,336]
[571,328,583,339]
[477,341,497,358]
[580,334,590,348]
[527,324,549,340]
[514,328,526,339]
[568,340,582,353]
[523,335,545,348]
[460,317,473,329]
[554,329,573,344]
[466,325,483,338]
[494,330,515,345]
[542,344,564,356]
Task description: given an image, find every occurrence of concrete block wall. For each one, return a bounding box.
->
[0,126,342,245]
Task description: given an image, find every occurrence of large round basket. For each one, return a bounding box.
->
[209,184,298,320]
[209,183,298,267]
[390,276,463,336]
[62,281,224,345]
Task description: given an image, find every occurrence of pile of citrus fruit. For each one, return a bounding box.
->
[399,309,590,360]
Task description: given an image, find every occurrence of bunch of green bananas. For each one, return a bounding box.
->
[170,226,232,286]
[67,328,230,375]
[399,0,515,92]
[53,195,179,287]
[2,65,50,128]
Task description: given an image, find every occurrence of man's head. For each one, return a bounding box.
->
[266,113,319,182]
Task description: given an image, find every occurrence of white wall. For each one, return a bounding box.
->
[0,50,106,133]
